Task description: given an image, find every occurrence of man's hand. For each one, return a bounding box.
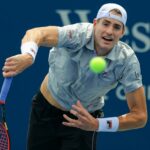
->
[2,54,33,77]
[62,101,99,131]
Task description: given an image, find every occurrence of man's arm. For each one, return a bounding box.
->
[22,26,59,47]
[118,86,147,131]
[62,86,147,132]
[2,26,59,77]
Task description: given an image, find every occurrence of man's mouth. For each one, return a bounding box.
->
[102,36,113,42]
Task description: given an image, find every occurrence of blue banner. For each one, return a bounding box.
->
[0,0,150,149]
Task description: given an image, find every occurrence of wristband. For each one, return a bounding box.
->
[96,117,119,132]
[21,41,38,62]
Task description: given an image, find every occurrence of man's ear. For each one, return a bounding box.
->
[121,26,126,37]
[93,19,97,26]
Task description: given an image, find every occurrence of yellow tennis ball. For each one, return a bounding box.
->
[89,57,107,73]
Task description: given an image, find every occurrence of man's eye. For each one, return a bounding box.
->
[114,25,121,30]
[102,22,109,26]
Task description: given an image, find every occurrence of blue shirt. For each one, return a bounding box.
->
[47,23,143,112]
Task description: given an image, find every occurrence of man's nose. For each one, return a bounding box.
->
[106,26,113,35]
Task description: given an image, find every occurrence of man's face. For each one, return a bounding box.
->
[93,17,124,55]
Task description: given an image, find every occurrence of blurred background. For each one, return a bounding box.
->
[0,0,149,150]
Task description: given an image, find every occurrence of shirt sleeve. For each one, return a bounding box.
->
[57,23,93,52]
[119,54,143,93]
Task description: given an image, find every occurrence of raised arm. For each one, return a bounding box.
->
[2,26,59,77]
[21,26,58,47]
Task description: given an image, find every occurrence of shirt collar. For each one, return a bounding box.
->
[105,45,118,61]
[86,29,95,51]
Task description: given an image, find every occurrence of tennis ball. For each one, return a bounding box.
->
[89,57,107,73]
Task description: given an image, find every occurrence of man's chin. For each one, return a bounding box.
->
[100,45,113,51]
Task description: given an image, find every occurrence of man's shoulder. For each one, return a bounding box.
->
[73,22,93,26]
[62,22,93,30]
[117,41,133,51]
[116,41,135,58]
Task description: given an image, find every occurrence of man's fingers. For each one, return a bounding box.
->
[3,71,17,77]
[70,109,87,121]
[4,60,16,66]
[5,57,13,62]
[72,104,82,112]
[63,114,75,122]
[70,109,78,117]
[62,114,77,127]
[62,121,76,127]
[63,114,84,128]
[3,57,19,72]
[76,100,84,107]
[70,109,90,126]
[2,65,17,72]
[72,104,90,117]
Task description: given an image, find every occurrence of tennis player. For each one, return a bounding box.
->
[2,3,147,150]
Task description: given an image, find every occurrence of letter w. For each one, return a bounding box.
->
[56,10,91,25]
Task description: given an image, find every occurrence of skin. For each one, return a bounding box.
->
[2,17,147,132]
[93,18,124,56]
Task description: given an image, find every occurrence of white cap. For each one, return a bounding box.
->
[96,3,127,26]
